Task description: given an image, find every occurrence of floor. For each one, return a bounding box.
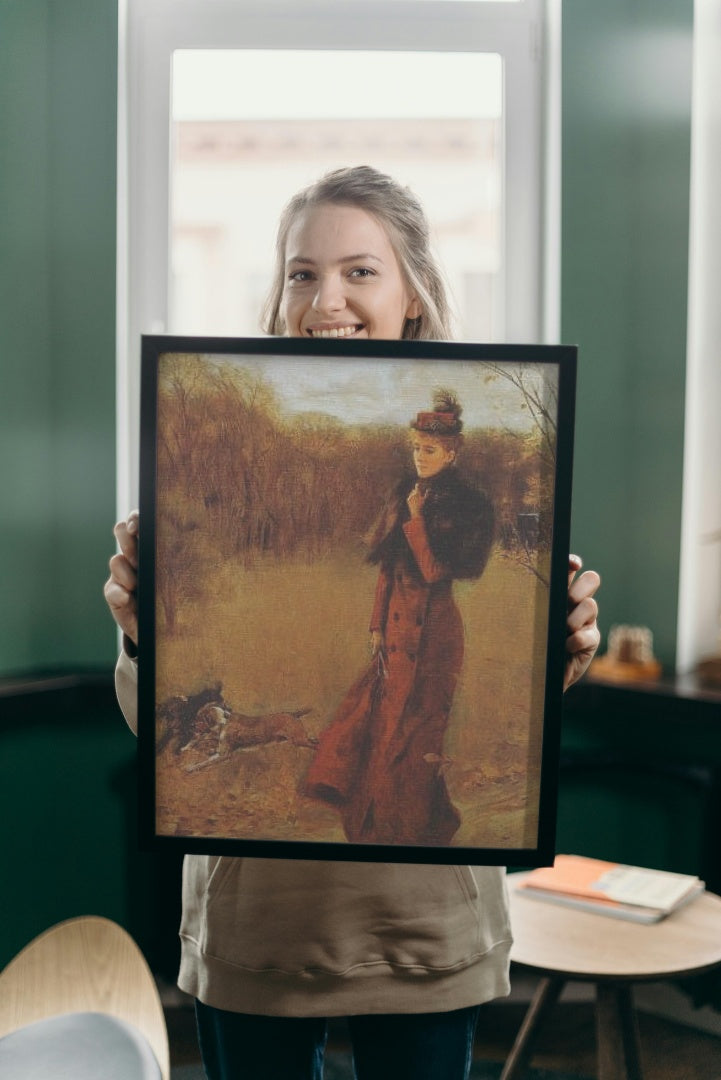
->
[474,999,721,1079]
[164,980,721,1079]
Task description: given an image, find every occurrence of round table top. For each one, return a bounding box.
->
[508,872,721,981]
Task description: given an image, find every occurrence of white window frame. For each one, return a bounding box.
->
[677,0,721,674]
[117,0,558,512]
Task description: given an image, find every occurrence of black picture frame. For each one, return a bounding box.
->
[138,335,576,865]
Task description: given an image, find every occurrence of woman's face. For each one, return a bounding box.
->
[411,433,456,479]
[281,203,421,340]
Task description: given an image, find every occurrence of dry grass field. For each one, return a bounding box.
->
[153,544,550,852]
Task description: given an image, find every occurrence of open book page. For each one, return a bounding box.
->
[598,865,700,910]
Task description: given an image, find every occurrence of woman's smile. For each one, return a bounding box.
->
[306,323,364,339]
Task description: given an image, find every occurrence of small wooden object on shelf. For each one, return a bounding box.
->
[696,653,721,689]
[591,624,662,683]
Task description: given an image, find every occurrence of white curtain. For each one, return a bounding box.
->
[677,0,721,672]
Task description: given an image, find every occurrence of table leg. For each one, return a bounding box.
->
[499,976,565,1080]
[596,982,643,1080]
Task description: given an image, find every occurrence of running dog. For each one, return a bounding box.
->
[181,702,316,772]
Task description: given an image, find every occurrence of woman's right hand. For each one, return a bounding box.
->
[104,510,139,646]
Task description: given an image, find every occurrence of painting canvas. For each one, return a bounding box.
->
[138,336,576,865]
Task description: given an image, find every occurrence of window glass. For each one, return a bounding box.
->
[170,50,503,340]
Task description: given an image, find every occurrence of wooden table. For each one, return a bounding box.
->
[503,874,721,1080]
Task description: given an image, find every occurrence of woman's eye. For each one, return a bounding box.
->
[288,270,313,283]
[349,267,374,279]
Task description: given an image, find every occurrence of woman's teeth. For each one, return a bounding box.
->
[310,325,360,338]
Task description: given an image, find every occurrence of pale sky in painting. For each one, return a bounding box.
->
[209,353,557,434]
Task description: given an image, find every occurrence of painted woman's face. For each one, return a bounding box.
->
[281,203,421,340]
[411,433,456,479]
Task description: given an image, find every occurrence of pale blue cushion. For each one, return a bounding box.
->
[0,1011,162,1079]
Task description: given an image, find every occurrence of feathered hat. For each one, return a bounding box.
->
[411,389,463,436]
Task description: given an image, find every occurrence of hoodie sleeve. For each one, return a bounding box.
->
[115,647,139,736]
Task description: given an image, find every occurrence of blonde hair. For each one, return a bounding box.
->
[262,166,453,341]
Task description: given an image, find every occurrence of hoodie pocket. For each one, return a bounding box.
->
[453,864,480,906]
[182,856,509,976]
[179,854,237,950]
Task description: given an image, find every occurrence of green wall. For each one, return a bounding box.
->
[0,0,129,968]
[0,0,118,675]
[0,683,183,973]
[562,0,693,669]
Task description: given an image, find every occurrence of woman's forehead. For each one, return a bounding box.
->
[285,202,395,261]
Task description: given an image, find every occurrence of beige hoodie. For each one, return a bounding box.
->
[116,651,512,1016]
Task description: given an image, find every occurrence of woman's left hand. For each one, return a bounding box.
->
[564,554,601,691]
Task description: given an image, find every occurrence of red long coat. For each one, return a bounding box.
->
[304,469,494,847]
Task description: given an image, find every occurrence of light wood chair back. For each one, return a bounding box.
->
[0,915,169,1080]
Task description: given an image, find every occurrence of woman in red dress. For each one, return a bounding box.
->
[305,390,494,846]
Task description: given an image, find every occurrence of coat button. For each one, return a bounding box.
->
[389,644,397,653]
[416,616,423,626]
[408,653,416,662]
[393,612,400,621]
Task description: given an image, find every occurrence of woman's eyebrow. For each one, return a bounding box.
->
[339,253,384,265]
[286,253,384,266]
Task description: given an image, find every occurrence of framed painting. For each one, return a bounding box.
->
[137,336,576,865]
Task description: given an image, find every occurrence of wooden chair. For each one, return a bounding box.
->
[0,915,170,1079]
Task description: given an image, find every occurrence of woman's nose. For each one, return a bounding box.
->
[312,274,345,314]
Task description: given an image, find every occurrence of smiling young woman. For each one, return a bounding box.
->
[106,166,601,1080]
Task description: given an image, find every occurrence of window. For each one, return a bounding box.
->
[118,0,556,510]
[169,49,503,340]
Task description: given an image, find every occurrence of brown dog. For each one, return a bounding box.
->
[156,683,224,753]
[182,703,316,771]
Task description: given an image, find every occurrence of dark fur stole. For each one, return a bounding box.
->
[366,468,495,581]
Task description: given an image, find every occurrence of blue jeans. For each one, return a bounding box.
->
[195,1000,481,1080]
